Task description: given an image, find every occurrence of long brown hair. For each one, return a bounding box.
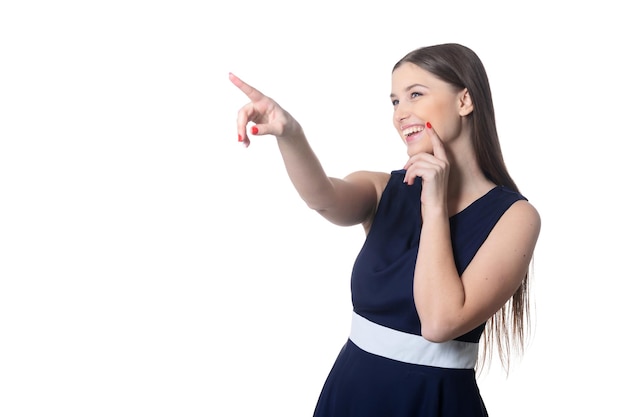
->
[394,43,531,374]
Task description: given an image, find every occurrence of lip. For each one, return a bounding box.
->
[401,123,426,144]
[400,122,424,131]
[405,130,424,145]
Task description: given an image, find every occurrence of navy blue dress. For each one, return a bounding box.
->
[313,170,527,417]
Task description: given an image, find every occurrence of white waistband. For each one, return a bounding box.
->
[349,312,479,369]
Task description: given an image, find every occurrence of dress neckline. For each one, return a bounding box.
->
[449,186,501,220]
[391,169,504,220]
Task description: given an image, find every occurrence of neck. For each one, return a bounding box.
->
[445,142,495,216]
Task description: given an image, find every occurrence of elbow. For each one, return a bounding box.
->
[309,203,329,212]
[420,321,457,343]
[421,328,449,344]
[305,196,335,213]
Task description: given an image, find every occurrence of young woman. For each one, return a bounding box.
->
[230,43,541,417]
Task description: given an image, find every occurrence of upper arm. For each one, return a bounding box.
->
[455,200,541,336]
[315,171,389,228]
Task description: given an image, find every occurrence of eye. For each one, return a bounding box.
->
[410,91,422,99]
[391,99,399,106]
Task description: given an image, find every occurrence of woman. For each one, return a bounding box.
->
[230,43,541,416]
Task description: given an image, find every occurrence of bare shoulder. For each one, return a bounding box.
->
[480,198,541,270]
[501,199,541,237]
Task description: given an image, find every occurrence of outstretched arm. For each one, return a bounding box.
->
[230,73,388,227]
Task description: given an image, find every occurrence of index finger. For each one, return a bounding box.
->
[229,72,265,102]
[428,123,447,160]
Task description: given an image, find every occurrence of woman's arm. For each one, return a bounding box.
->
[415,199,541,342]
[404,124,541,342]
[230,73,388,227]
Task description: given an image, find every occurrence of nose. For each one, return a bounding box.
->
[394,102,410,124]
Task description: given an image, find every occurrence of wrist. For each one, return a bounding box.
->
[421,204,448,221]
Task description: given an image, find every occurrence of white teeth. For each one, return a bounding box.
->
[402,126,424,137]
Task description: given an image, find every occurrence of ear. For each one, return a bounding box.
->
[458,88,474,117]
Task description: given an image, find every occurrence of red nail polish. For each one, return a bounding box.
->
[238,134,243,142]
[426,122,432,129]
[251,126,258,135]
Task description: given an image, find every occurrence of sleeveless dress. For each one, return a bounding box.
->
[312,169,527,417]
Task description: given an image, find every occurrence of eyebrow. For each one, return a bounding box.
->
[389,83,427,98]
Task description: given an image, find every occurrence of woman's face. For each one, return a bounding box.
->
[390,62,470,157]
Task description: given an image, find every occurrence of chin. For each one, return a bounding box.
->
[406,143,433,157]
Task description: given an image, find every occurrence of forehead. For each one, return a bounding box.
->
[390,62,452,93]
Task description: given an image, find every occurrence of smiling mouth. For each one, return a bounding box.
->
[402,125,424,138]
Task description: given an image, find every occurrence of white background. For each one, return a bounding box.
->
[1,1,624,416]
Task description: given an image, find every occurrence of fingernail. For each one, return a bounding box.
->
[426,122,432,129]
[251,126,259,135]
[238,134,243,142]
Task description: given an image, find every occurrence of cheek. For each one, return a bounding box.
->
[432,116,462,143]
[433,101,461,126]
